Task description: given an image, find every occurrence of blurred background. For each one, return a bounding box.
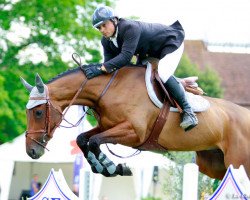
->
[0,0,249,199]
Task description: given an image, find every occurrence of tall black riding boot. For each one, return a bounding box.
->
[164,76,198,131]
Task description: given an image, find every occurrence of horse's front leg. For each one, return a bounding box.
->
[76,126,105,174]
[88,121,140,177]
[76,126,100,156]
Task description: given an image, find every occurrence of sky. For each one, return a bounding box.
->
[115,0,250,45]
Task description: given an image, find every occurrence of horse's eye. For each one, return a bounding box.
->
[35,110,44,118]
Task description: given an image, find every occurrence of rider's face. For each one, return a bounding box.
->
[97,20,115,38]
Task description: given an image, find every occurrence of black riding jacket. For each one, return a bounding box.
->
[101,18,185,73]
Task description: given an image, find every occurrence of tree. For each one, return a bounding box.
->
[0,0,113,143]
[175,53,224,98]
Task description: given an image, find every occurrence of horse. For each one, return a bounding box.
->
[21,64,250,180]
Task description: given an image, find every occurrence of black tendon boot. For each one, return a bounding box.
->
[164,76,198,131]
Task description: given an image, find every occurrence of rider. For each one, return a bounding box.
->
[84,5,198,131]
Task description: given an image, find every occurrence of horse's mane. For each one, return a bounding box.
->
[47,63,146,83]
[47,67,81,83]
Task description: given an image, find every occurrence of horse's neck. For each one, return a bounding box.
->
[47,71,112,110]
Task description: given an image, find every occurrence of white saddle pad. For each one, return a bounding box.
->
[145,63,210,112]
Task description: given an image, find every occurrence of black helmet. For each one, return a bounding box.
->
[92,6,117,28]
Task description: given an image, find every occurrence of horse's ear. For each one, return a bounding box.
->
[35,73,45,93]
[20,77,33,92]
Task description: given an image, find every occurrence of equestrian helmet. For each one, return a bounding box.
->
[92,6,117,28]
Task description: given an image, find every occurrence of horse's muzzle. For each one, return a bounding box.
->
[26,147,44,159]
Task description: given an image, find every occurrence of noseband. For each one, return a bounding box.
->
[25,99,58,151]
[25,78,88,151]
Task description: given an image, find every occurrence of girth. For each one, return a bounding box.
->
[136,99,170,152]
[136,70,174,152]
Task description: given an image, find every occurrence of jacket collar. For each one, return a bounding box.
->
[109,27,119,48]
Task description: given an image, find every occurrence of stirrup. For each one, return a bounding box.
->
[180,112,198,132]
[183,123,197,132]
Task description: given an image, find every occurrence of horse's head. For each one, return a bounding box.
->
[21,74,62,159]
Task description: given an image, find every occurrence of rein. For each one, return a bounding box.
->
[59,78,88,127]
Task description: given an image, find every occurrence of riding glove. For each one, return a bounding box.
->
[82,64,104,79]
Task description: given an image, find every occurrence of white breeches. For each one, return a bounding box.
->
[158,42,184,83]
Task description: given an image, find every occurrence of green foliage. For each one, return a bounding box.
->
[165,151,195,164]
[198,67,224,98]
[0,74,16,143]
[175,53,224,98]
[198,174,216,199]
[0,0,113,143]
[86,109,98,127]
[142,197,161,200]
[160,152,194,199]
[162,165,183,200]
[161,159,216,199]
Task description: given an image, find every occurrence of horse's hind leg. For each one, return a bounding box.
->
[88,121,140,177]
[223,142,250,179]
[196,149,226,180]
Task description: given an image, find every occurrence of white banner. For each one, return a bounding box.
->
[28,169,79,200]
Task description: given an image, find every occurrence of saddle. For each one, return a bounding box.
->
[149,61,204,108]
[136,61,205,152]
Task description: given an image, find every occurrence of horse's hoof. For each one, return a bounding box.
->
[91,167,99,174]
[102,168,117,177]
[118,163,133,176]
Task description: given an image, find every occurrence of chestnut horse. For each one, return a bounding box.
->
[21,65,250,179]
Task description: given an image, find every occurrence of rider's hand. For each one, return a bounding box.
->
[82,64,104,79]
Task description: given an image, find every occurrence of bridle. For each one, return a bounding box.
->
[25,78,88,151]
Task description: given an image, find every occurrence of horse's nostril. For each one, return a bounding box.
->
[31,149,36,157]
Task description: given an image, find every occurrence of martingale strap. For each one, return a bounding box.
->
[136,70,173,152]
[136,99,170,151]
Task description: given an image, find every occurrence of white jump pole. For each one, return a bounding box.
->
[79,168,91,200]
[182,163,199,200]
